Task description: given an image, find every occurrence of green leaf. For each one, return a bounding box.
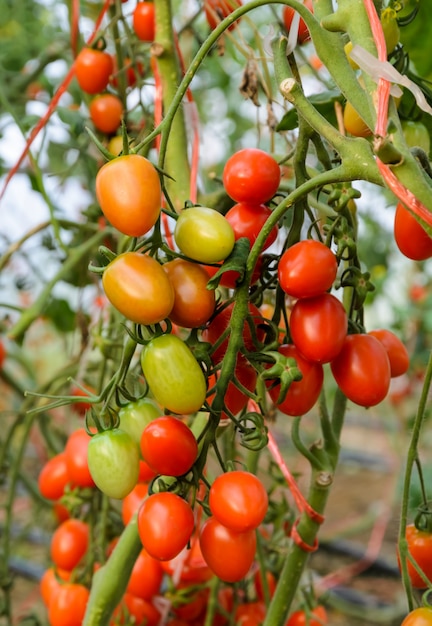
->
[44,298,80,333]
[206,237,250,289]
[277,89,343,131]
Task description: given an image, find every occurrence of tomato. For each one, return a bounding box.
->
[172,582,209,621]
[207,354,258,419]
[38,453,70,501]
[368,329,409,377]
[138,459,158,483]
[289,293,348,363]
[88,429,140,499]
[0,341,5,369]
[160,535,213,583]
[122,482,149,526]
[204,0,242,30]
[282,0,313,45]
[48,582,90,626]
[235,601,267,626]
[380,7,400,54]
[394,202,432,261]
[141,334,207,414]
[126,548,164,600]
[199,516,256,582]
[278,240,338,299]
[110,56,145,90]
[174,207,235,264]
[224,202,278,251]
[254,569,277,601]
[163,259,216,328]
[343,101,372,137]
[400,524,432,589]
[286,605,328,626]
[64,428,96,489]
[266,344,324,416]
[119,398,160,447]
[69,384,95,417]
[96,154,161,237]
[50,518,89,571]
[330,334,391,407]
[401,607,432,626]
[223,148,281,205]
[75,47,113,95]
[209,470,268,532]
[137,492,195,561]
[202,301,266,364]
[402,120,431,154]
[113,593,161,626]
[133,2,156,42]
[140,416,198,477]
[40,567,70,607]
[89,94,123,135]
[102,252,174,325]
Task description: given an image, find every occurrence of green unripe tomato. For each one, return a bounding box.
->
[119,398,160,446]
[401,120,431,155]
[174,206,235,264]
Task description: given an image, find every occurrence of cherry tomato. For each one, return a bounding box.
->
[199,516,256,582]
[160,535,213,583]
[40,567,70,607]
[137,492,195,561]
[209,470,268,532]
[64,428,96,489]
[254,569,277,601]
[225,202,278,251]
[164,258,216,328]
[402,120,430,154]
[38,453,70,501]
[89,94,123,135]
[223,148,281,205]
[133,2,156,42]
[330,334,391,407]
[126,548,164,600]
[400,524,432,589]
[140,416,198,477]
[207,353,258,419]
[138,459,158,483]
[204,0,242,30]
[141,334,207,414]
[401,607,432,626]
[368,329,409,377]
[50,518,89,571]
[174,207,235,264]
[289,293,348,363]
[48,582,90,626]
[96,154,161,237]
[69,384,95,417]
[172,582,209,621]
[266,344,324,416]
[88,429,140,499]
[381,7,400,54]
[235,601,267,626]
[278,239,338,299]
[110,56,145,89]
[75,47,114,95]
[282,0,313,45]
[119,398,160,447]
[102,252,174,325]
[112,593,161,626]
[394,202,432,261]
[122,482,149,526]
[343,101,372,137]
[202,301,266,364]
[0,341,5,369]
[286,605,328,626]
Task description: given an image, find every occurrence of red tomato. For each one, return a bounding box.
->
[140,416,198,477]
[202,302,265,364]
[38,453,70,501]
[113,593,161,626]
[199,516,256,582]
[40,567,70,607]
[48,582,89,626]
[399,524,432,589]
[235,601,267,626]
[330,334,391,407]
[164,259,216,328]
[137,492,195,561]
[368,329,409,377]
[286,605,328,626]
[126,548,164,600]
[278,240,338,299]
[401,607,432,626]
[75,47,114,94]
[69,384,95,417]
[89,94,123,135]
[172,582,209,621]
[122,482,149,526]
[282,0,313,45]
[209,470,268,532]
[204,0,242,30]
[223,148,281,205]
[64,428,95,489]
[50,519,89,571]
[394,202,432,261]
[96,154,161,238]
[289,293,348,363]
[133,2,156,42]
[160,535,213,583]
[207,354,258,419]
[138,460,158,483]
[102,253,174,325]
[266,344,324,416]
[110,56,145,89]
[254,569,277,601]
[0,341,5,369]
[225,202,278,251]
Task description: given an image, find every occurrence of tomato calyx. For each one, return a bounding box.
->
[414,505,432,535]
[338,265,375,310]
[261,351,303,405]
